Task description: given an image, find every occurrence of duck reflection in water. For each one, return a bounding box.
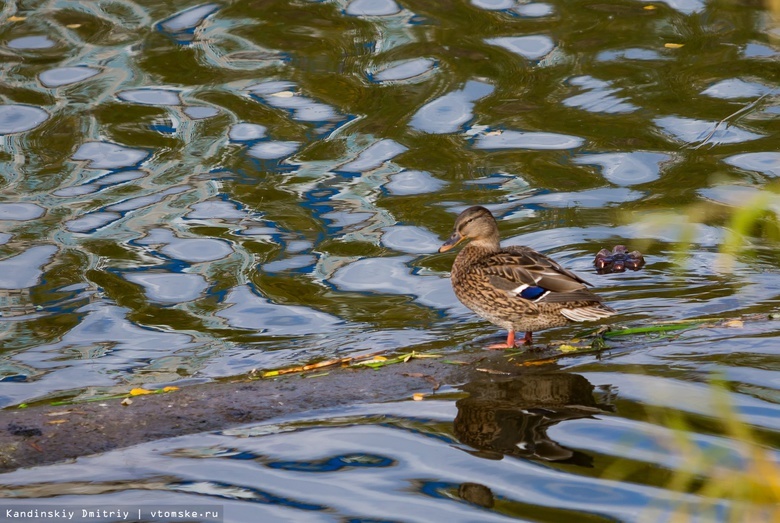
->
[454,372,614,467]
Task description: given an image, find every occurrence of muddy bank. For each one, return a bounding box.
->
[0,349,537,473]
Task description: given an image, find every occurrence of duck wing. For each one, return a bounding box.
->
[481,246,602,303]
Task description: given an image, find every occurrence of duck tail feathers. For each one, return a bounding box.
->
[561,304,617,322]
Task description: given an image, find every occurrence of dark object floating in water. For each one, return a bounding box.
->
[594,245,645,273]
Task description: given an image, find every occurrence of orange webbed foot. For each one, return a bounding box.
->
[485,331,533,350]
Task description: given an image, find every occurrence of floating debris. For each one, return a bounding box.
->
[594,245,646,273]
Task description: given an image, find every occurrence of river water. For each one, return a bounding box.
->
[1,0,779,520]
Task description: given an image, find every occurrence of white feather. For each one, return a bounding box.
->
[511,284,529,294]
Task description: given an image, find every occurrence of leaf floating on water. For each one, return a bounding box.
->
[664,43,684,49]
[353,356,392,367]
[643,5,656,9]
[558,344,579,353]
[412,393,425,401]
[162,386,179,392]
[8,16,27,21]
[723,319,744,328]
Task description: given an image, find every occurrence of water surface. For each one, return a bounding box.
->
[1,0,779,519]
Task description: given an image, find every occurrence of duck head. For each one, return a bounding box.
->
[439,206,501,253]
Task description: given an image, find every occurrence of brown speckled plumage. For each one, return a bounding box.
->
[439,206,616,348]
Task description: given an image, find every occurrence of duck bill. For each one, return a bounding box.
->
[438,231,464,253]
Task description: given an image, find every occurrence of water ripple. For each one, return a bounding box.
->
[410,81,494,134]
[216,285,342,335]
[473,129,584,150]
[573,152,670,186]
[71,142,149,170]
[724,152,780,177]
[654,116,764,146]
[485,35,556,61]
[0,245,58,289]
[7,36,55,49]
[125,272,209,303]
[0,105,50,134]
[159,3,220,39]
[39,66,100,88]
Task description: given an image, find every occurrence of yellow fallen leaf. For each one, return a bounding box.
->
[723,320,744,328]
[130,387,154,396]
[8,16,27,21]
[664,43,684,49]
[412,393,425,401]
[47,419,68,425]
[262,370,279,378]
[643,5,656,9]
[162,386,179,392]
[353,356,390,366]
[121,398,133,406]
[558,344,579,353]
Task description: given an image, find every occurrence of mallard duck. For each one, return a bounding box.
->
[439,206,616,348]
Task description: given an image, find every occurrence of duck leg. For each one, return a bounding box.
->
[487,330,517,350]
[487,330,535,349]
